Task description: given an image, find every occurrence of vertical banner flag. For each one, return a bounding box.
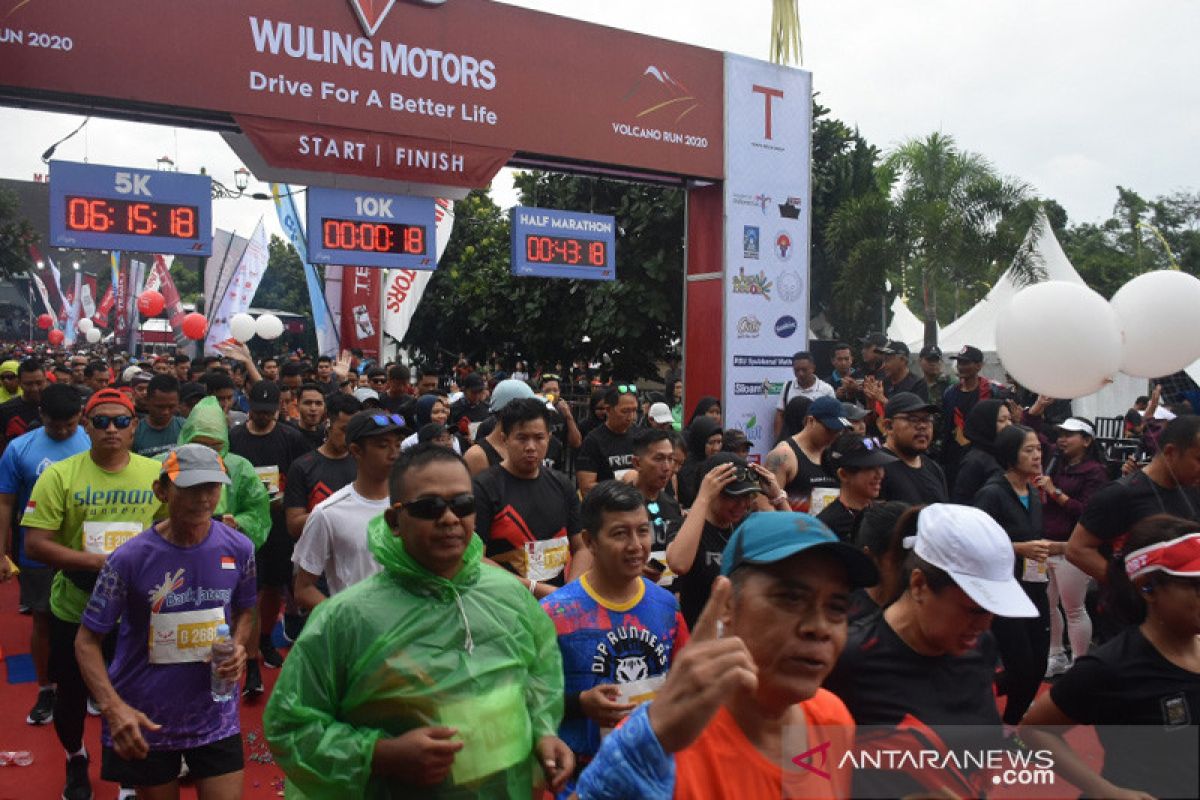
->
[340,267,382,358]
[721,55,813,465]
[27,246,66,321]
[270,184,339,357]
[63,270,83,345]
[49,257,68,322]
[113,254,129,343]
[205,220,268,353]
[80,275,97,320]
[204,228,246,321]
[382,198,455,346]
[325,265,344,343]
[126,258,148,352]
[144,255,188,345]
[29,268,55,320]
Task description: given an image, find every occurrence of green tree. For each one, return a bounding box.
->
[0,187,39,281]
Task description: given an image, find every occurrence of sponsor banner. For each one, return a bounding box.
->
[236,114,513,190]
[340,266,382,358]
[382,197,454,345]
[722,55,812,459]
[144,255,187,346]
[28,267,55,320]
[1,0,724,179]
[79,275,97,319]
[205,219,269,354]
[203,229,247,320]
[63,270,83,345]
[125,258,148,352]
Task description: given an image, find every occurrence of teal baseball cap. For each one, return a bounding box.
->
[721,512,879,587]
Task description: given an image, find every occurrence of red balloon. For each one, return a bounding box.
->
[47,329,65,346]
[37,313,53,330]
[181,312,208,341]
[137,290,166,317]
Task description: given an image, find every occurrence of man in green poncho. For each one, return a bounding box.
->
[265,443,573,798]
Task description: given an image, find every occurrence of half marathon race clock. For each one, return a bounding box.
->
[49,161,213,256]
[510,206,616,281]
[306,187,437,270]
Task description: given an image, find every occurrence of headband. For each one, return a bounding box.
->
[1125,533,1200,581]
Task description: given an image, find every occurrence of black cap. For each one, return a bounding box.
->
[462,373,485,391]
[699,452,762,497]
[884,392,940,418]
[418,422,449,443]
[878,340,910,357]
[346,410,406,445]
[248,381,281,412]
[841,402,869,421]
[859,333,888,347]
[826,435,899,469]
[180,382,207,404]
[950,345,984,363]
[919,344,942,361]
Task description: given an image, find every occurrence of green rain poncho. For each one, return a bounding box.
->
[161,396,271,549]
[264,517,564,799]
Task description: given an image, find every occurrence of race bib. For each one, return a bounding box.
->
[601,676,667,739]
[1022,556,1049,583]
[440,682,530,786]
[525,538,569,582]
[614,468,633,481]
[809,487,839,515]
[650,549,676,588]
[148,607,226,664]
[254,465,281,496]
[467,421,483,441]
[83,521,140,555]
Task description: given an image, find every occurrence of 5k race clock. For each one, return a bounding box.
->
[49,161,213,256]
[305,187,437,270]
[510,206,616,281]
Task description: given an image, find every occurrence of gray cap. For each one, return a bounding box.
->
[161,444,231,488]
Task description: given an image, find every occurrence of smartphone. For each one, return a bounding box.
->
[647,557,666,573]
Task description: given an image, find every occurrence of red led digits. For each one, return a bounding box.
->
[64,196,198,239]
[320,218,427,255]
[524,234,607,267]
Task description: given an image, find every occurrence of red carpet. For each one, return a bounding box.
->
[0,578,287,799]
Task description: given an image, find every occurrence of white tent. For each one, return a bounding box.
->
[885,295,934,351]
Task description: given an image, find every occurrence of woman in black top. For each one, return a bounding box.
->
[816,432,897,542]
[577,387,609,440]
[847,501,912,622]
[676,416,722,509]
[950,399,1011,503]
[1020,514,1200,800]
[973,424,1062,725]
[686,395,722,427]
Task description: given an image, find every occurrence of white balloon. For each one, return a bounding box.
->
[229,313,257,343]
[1110,270,1200,378]
[996,281,1122,399]
[255,313,284,340]
[76,317,93,334]
[85,327,101,344]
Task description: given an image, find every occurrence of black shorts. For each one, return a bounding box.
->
[102,732,244,786]
[255,526,295,589]
[17,566,53,614]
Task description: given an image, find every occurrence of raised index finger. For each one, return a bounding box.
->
[690,575,732,642]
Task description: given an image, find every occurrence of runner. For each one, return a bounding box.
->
[284,393,362,538]
[764,395,846,513]
[75,444,255,799]
[131,374,183,458]
[292,410,402,609]
[0,383,89,726]
[0,358,47,449]
[541,480,689,795]
[573,511,875,799]
[577,386,640,495]
[628,428,683,576]
[22,387,164,800]
[265,444,573,797]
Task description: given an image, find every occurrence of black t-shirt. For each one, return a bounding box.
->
[670,519,732,628]
[286,420,327,450]
[283,450,358,512]
[475,418,566,472]
[472,465,581,586]
[879,451,948,505]
[846,588,880,624]
[448,397,491,437]
[1050,626,1200,798]
[228,421,315,541]
[644,490,683,550]
[816,498,864,542]
[885,372,930,402]
[1079,471,1200,546]
[576,425,634,482]
[0,396,41,448]
[782,438,838,511]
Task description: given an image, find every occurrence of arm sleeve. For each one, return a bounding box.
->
[282,459,309,511]
[230,460,272,550]
[292,510,331,576]
[521,590,565,741]
[575,704,674,800]
[1048,656,1111,724]
[264,605,390,799]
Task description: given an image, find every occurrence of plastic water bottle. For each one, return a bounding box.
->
[210,624,236,702]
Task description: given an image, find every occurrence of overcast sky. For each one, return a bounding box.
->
[3,0,1195,242]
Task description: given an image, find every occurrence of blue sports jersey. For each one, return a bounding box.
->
[541,574,689,761]
[0,426,90,566]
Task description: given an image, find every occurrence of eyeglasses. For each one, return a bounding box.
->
[370,377,388,385]
[90,415,133,430]
[371,414,406,428]
[892,414,934,426]
[394,493,476,520]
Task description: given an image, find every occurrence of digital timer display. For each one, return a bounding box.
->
[510,206,616,281]
[65,196,199,239]
[320,218,427,256]
[524,234,607,267]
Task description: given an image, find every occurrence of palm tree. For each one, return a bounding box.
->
[828,132,1040,344]
[770,0,802,65]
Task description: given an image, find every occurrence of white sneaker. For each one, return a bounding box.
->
[1044,652,1071,678]
[86,697,101,717]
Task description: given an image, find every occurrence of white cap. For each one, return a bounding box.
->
[648,402,673,424]
[1152,406,1176,421]
[352,387,380,402]
[1058,417,1095,437]
[122,365,145,383]
[909,504,1037,618]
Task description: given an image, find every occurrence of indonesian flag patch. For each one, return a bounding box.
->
[220,556,236,571]
[23,500,35,514]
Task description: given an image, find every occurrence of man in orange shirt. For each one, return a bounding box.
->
[573,512,876,799]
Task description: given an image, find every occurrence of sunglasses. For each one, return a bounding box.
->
[616,384,637,394]
[395,493,476,520]
[541,374,561,383]
[371,414,406,428]
[370,377,388,384]
[91,414,133,430]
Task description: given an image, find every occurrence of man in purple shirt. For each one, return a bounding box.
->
[76,444,256,798]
